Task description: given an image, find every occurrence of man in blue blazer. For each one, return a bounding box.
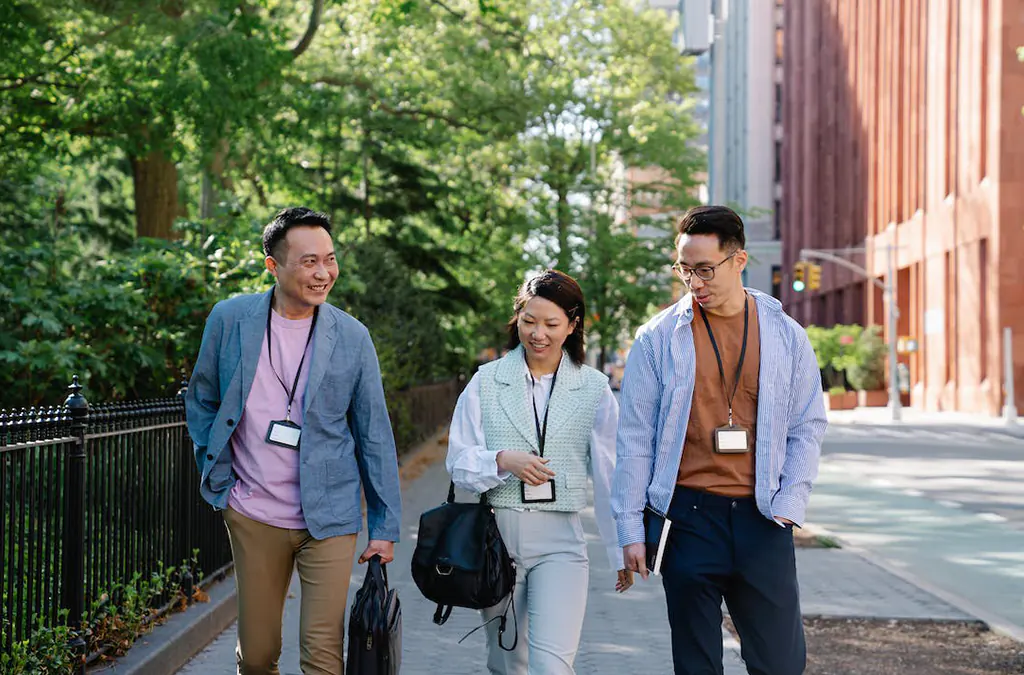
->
[186,207,401,674]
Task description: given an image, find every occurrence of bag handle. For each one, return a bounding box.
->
[368,555,389,590]
[446,480,488,506]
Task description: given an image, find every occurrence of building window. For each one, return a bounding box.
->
[774,141,782,183]
[774,84,782,124]
[775,27,784,64]
[771,265,782,299]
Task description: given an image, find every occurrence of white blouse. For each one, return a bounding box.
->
[446,364,623,570]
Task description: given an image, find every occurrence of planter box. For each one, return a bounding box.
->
[857,390,888,408]
[825,391,857,411]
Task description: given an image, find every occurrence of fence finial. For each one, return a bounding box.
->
[177,367,189,400]
[65,375,89,416]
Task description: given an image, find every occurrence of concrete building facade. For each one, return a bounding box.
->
[781,0,1024,416]
[706,0,785,297]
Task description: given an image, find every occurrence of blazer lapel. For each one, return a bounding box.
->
[302,307,338,414]
[542,352,582,440]
[238,288,274,405]
[495,347,539,453]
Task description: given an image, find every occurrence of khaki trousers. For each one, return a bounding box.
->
[223,507,358,675]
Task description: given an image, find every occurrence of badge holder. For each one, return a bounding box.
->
[521,479,556,504]
[713,423,749,454]
[266,411,302,450]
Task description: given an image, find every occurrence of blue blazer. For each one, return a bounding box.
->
[185,288,402,541]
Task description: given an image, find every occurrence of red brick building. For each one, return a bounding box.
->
[780,0,1024,416]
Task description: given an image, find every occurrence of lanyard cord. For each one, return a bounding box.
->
[697,297,749,426]
[266,303,318,422]
[529,369,558,457]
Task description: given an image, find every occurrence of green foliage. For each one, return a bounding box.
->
[806,324,886,392]
[1,0,700,408]
[1,611,76,675]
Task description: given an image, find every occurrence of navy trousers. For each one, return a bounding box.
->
[661,486,805,675]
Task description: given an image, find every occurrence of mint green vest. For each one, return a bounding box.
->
[479,347,608,512]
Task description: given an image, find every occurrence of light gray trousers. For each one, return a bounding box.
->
[482,509,590,675]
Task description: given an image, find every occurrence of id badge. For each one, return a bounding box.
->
[521,479,556,504]
[713,424,750,454]
[266,420,301,449]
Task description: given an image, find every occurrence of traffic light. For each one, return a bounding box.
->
[807,263,822,291]
[792,262,807,292]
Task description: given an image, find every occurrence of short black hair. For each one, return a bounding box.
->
[675,205,745,251]
[506,270,587,365]
[262,207,332,259]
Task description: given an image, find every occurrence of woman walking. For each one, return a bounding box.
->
[446,270,630,675]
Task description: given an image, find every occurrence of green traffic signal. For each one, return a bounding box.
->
[792,280,806,292]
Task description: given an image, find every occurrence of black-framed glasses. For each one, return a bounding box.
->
[672,250,739,282]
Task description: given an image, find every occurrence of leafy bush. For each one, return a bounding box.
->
[805,324,886,392]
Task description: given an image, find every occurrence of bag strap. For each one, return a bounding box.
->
[455,593,518,652]
[446,480,488,506]
[433,603,453,625]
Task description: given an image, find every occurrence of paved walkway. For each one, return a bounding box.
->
[177,452,743,674]
[175,433,977,674]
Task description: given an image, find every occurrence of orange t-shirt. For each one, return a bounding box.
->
[677,294,761,497]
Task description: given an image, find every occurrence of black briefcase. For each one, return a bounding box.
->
[347,556,401,674]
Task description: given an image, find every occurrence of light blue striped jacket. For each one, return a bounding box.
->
[611,289,827,547]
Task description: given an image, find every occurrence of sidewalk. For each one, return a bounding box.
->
[827,405,1024,438]
[170,433,982,674]
[176,437,743,674]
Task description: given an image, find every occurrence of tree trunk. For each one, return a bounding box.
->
[131,149,179,239]
[555,185,570,268]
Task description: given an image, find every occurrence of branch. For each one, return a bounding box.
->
[291,0,325,59]
[428,0,524,46]
[303,75,487,133]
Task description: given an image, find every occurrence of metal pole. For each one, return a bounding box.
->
[887,240,902,422]
[1004,327,1018,426]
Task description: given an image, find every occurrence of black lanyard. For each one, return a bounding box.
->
[266,303,318,422]
[698,296,749,427]
[529,370,558,457]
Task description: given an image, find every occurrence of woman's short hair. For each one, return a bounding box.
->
[506,269,587,365]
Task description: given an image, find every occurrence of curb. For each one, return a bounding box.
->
[93,573,238,674]
[802,523,1024,645]
[827,419,1024,440]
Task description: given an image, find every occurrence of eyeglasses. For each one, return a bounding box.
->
[672,250,739,282]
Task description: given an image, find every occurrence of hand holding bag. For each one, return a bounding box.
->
[411,481,518,650]
[346,555,401,674]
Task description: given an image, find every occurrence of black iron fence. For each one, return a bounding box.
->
[1,376,232,670]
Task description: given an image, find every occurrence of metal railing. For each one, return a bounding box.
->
[1,377,232,670]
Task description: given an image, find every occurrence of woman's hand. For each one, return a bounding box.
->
[616,569,634,593]
[496,450,556,486]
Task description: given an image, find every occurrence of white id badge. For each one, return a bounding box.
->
[266,420,301,449]
[713,425,750,454]
[521,479,556,503]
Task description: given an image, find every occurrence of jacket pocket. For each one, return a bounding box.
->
[562,474,588,491]
[322,457,360,521]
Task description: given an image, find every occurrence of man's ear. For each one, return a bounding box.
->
[265,255,278,278]
[735,250,749,272]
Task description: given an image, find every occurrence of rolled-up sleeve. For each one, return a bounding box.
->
[612,334,662,547]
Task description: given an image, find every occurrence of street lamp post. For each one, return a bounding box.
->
[798,245,902,422]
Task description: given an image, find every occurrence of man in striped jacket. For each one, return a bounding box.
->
[612,205,827,675]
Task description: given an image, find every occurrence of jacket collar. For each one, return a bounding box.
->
[672,288,781,331]
[237,287,338,413]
